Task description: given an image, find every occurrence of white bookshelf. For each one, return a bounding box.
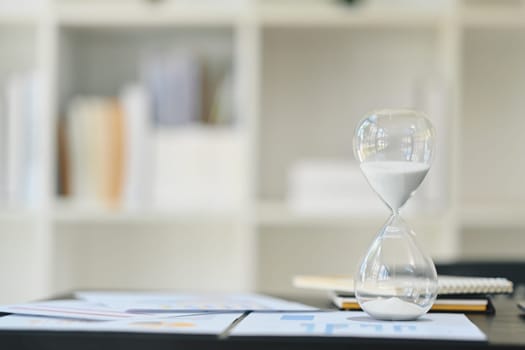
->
[52,197,243,224]
[1,0,525,302]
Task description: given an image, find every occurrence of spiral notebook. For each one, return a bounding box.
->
[292,274,514,295]
[293,274,512,313]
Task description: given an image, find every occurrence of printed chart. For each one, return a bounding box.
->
[231,311,487,341]
[0,313,243,334]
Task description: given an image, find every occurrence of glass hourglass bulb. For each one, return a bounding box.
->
[353,109,438,321]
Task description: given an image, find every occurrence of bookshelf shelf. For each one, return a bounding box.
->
[256,200,448,229]
[51,203,241,225]
[0,210,39,223]
[57,9,239,28]
[54,0,245,27]
[259,4,448,28]
[52,212,239,225]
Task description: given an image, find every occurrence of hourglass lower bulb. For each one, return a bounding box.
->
[353,109,438,321]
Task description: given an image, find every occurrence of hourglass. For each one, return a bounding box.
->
[353,109,438,321]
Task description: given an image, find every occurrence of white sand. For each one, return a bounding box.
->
[362,297,427,321]
[360,161,429,211]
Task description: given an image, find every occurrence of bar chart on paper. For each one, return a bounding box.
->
[231,312,486,341]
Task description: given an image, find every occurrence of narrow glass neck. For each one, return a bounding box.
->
[383,213,410,236]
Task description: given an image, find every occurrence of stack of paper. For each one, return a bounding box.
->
[152,127,244,212]
[0,292,486,342]
[0,292,314,335]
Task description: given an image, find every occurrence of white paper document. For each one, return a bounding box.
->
[0,315,98,330]
[96,313,242,334]
[0,313,243,335]
[75,291,316,312]
[231,311,487,341]
[0,300,142,321]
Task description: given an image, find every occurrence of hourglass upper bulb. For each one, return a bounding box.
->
[353,109,435,212]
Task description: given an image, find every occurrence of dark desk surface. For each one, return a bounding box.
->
[466,295,525,347]
[0,294,524,350]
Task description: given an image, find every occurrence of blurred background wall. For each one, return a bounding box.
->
[0,0,524,303]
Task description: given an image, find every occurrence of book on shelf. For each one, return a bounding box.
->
[208,71,234,125]
[65,97,125,209]
[119,84,153,211]
[1,72,42,208]
[141,51,202,127]
[293,274,513,313]
[61,96,242,211]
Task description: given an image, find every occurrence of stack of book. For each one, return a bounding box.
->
[59,51,237,211]
[293,274,514,313]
